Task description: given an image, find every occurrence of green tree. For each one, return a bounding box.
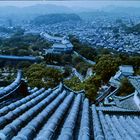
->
[76,62,89,76]
[94,55,121,82]
[64,75,102,102]
[79,46,97,61]
[63,66,72,78]
[117,78,135,96]
[72,56,83,66]
[136,69,140,75]
[84,75,101,101]
[25,64,63,89]
[60,54,72,65]
[64,76,82,91]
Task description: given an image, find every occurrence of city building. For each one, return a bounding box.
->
[45,43,73,54]
[42,33,73,54]
[109,65,134,87]
[40,32,63,43]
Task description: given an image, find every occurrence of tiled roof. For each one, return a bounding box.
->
[119,65,134,75]
[115,95,139,110]
[129,76,140,93]
[93,105,140,140]
[0,71,140,140]
[0,55,38,62]
[0,82,94,140]
[0,70,22,101]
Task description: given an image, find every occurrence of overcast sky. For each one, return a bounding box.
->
[0,1,140,9]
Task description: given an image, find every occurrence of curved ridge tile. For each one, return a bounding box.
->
[58,94,82,140]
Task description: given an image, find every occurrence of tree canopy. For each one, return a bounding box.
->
[117,78,135,96]
[25,64,63,89]
[94,55,121,82]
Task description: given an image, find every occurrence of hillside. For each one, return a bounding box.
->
[32,13,82,25]
[102,6,140,15]
[0,4,72,17]
[125,23,140,34]
[0,4,73,24]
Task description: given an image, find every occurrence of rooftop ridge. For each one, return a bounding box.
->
[63,84,85,94]
[0,55,39,62]
[96,106,140,113]
[0,70,23,101]
[0,72,140,139]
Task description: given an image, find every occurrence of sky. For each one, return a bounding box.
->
[0,1,140,9]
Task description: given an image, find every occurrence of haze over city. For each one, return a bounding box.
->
[0,1,140,9]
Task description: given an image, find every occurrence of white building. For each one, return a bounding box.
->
[41,32,62,43]
[119,65,134,76]
[46,43,73,54]
[42,32,73,54]
[109,65,134,87]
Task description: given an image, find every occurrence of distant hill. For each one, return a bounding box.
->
[102,6,140,15]
[78,11,109,20]
[0,4,140,25]
[78,6,140,21]
[124,23,140,34]
[0,4,73,24]
[32,13,82,25]
[0,4,72,17]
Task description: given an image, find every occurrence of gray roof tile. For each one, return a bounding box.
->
[0,73,140,140]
